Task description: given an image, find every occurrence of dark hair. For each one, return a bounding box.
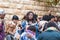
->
[12,15,19,20]
[47,22,59,30]
[50,15,55,20]
[49,13,52,16]
[22,15,26,20]
[42,15,49,21]
[24,11,37,23]
[34,14,38,21]
[48,14,53,21]
[27,25,36,32]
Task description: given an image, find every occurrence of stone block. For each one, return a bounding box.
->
[0,2,9,8]
[23,5,34,10]
[20,0,30,2]
[34,1,40,6]
[9,0,20,3]
[0,0,3,2]
[9,3,16,8]
[34,6,45,11]
[4,8,15,14]
[21,1,35,5]
[16,4,24,9]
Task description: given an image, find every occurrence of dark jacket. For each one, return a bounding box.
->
[37,30,60,40]
[0,22,5,40]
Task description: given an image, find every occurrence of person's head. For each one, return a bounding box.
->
[27,25,36,32]
[50,15,55,22]
[26,11,34,20]
[42,15,49,21]
[26,26,36,38]
[12,15,19,24]
[25,11,37,23]
[46,22,59,31]
[0,9,5,19]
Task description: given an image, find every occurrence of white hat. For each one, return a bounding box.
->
[0,9,5,14]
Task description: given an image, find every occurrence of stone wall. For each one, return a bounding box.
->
[0,0,60,20]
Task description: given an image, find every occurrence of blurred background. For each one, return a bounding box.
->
[0,0,60,21]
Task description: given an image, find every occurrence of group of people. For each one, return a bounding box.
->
[0,9,60,40]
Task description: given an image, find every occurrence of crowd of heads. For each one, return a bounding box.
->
[0,9,60,40]
[6,10,60,40]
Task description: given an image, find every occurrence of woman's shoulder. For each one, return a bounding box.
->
[21,20,28,24]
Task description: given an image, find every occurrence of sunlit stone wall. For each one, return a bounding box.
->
[0,0,60,20]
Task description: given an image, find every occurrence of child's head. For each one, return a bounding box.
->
[27,25,36,32]
[0,9,5,19]
[12,15,19,24]
[26,26,36,38]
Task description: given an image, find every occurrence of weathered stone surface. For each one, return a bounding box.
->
[8,0,20,3]
[0,0,60,20]
[16,4,24,9]
[20,1,35,5]
[0,2,9,8]
[34,6,45,11]
[23,5,34,10]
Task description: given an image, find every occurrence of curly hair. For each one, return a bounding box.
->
[24,11,37,23]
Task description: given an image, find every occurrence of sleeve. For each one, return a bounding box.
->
[21,21,26,28]
[21,21,27,33]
